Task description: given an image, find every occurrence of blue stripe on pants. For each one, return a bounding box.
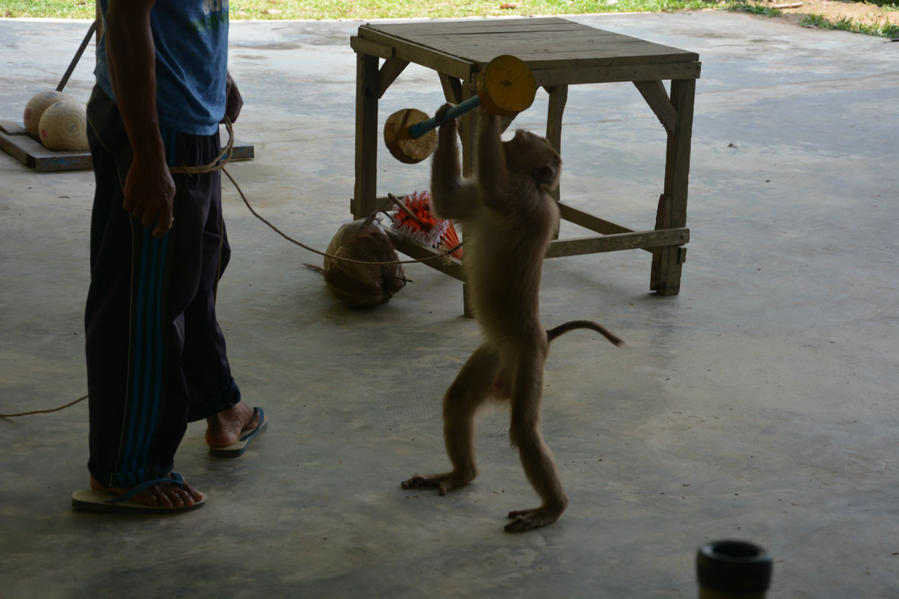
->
[119,130,175,484]
[121,226,152,485]
[140,235,168,468]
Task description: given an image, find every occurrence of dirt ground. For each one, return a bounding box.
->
[751,0,898,30]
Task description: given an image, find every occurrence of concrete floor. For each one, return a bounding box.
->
[1,12,897,598]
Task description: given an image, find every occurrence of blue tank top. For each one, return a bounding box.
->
[95,0,228,136]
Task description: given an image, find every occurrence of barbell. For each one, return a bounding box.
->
[383,55,537,164]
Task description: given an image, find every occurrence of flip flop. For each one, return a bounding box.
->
[209,407,267,458]
[71,472,207,514]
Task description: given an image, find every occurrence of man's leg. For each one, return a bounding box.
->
[83,95,202,508]
[167,131,260,449]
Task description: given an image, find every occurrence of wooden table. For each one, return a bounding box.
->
[350,18,700,303]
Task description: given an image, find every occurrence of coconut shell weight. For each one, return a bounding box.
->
[384,108,437,165]
[311,214,407,308]
[38,99,89,151]
[383,55,537,164]
[23,90,68,140]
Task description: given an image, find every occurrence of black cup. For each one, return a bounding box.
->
[696,540,772,598]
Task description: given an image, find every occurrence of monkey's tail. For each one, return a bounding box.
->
[546,320,625,347]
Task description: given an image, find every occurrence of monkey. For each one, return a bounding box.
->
[401,104,623,533]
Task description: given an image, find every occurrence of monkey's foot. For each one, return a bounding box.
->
[401,473,471,496]
[505,506,564,533]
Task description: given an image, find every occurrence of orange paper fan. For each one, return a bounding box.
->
[390,190,463,259]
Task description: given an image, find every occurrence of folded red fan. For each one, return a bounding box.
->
[390,190,463,259]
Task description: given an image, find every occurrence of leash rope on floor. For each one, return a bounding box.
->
[1,395,87,418]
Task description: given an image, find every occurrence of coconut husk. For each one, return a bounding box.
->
[307,214,406,308]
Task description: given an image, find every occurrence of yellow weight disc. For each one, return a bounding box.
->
[478,55,536,118]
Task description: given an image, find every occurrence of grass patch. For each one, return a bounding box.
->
[230,0,725,20]
[2,0,896,40]
[727,1,781,17]
[801,12,899,38]
[0,0,92,18]
[1,0,725,20]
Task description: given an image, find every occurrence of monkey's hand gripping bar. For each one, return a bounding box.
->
[406,96,481,139]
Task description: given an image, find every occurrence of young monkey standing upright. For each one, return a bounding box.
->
[402,105,623,532]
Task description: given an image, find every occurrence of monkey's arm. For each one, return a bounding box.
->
[430,105,479,220]
[476,111,509,207]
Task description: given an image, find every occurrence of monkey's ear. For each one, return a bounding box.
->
[533,165,557,186]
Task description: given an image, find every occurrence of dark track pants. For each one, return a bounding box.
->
[85,86,240,488]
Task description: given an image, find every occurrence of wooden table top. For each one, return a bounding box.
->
[357,18,700,84]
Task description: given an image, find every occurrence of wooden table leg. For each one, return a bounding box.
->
[545,84,568,239]
[545,84,567,198]
[651,78,695,295]
[460,75,480,178]
[353,53,380,219]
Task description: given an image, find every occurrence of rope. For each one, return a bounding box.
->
[174,120,463,266]
[223,167,462,265]
[1,395,87,418]
[6,120,461,418]
[169,118,237,176]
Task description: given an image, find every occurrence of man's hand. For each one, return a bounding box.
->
[224,72,242,124]
[123,154,175,237]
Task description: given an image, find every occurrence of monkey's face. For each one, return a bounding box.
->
[503,130,561,190]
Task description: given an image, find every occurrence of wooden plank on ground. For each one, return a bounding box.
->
[1,119,254,172]
[0,120,91,171]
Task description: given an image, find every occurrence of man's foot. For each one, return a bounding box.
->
[72,474,206,513]
[206,401,260,449]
